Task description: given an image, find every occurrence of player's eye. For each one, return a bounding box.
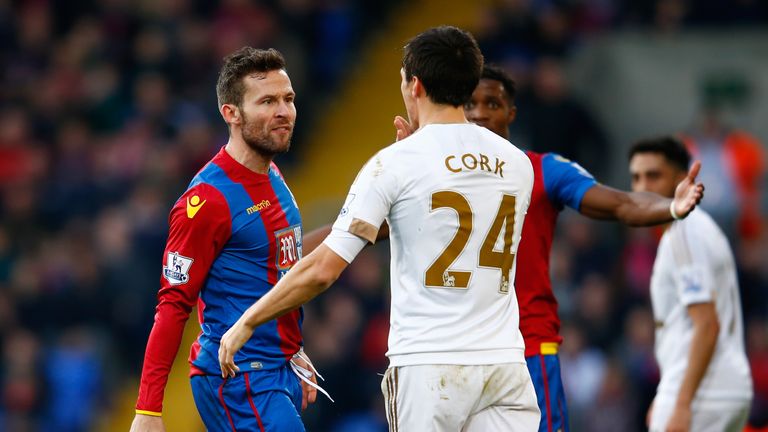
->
[464,102,474,110]
[489,102,499,109]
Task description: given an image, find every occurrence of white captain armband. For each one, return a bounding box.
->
[322,228,369,263]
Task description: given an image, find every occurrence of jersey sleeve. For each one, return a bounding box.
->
[541,153,597,210]
[135,183,231,415]
[323,152,398,261]
[669,219,715,306]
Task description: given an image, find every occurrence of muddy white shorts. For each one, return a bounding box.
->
[381,363,540,432]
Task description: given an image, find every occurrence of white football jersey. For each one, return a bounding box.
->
[325,123,533,367]
[650,209,752,402]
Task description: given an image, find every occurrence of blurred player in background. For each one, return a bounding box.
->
[457,64,704,432]
[130,47,326,432]
[629,136,752,432]
[220,26,542,431]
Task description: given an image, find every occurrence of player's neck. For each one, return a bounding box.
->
[416,102,468,128]
[224,138,272,175]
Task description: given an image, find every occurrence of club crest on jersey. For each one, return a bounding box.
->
[163,252,194,285]
[275,225,303,279]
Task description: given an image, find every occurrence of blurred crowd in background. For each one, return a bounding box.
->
[0,0,767,431]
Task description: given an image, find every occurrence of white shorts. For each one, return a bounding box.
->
[649,397,751,432]
[380,363,540,432]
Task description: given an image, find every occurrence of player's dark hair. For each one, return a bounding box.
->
[628,136,691,172]
[482,64,516,102]
[216,47,286,108]
[402,26,483,107]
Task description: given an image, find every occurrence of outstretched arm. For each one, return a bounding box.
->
[579,161,703,226]
[218,245,349,377]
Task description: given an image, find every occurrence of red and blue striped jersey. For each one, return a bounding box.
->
[518,151,596,356]
[136,147,303,414]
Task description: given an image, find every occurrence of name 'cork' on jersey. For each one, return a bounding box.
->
[651,209,752,403]
[136,147,303,414]
[328,123,534,367]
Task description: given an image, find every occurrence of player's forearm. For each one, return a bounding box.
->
[241,249,338,330]
[675,318,719,408]
[136,301,192,413]
[613,192,674,226]
[581,186,674,226]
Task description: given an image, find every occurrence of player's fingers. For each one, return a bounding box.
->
[218,346,226,377]
[687,160,701,181]
[393,115,412,139]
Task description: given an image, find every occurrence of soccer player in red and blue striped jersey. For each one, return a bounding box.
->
[461,64,703,432]
[130,47,320,432]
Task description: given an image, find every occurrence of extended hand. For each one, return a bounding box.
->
[672,160,704,218]
[218,320,253,378]
[129,414,166,432]
[292,352,318,410]
[394,116,415,141]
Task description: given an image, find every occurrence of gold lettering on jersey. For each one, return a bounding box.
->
[246,200,271,215]
[461,153,477,169]
[444,155,461,173]
[494,159,505,178]
[444,153,506,178]
[479,154,491,172]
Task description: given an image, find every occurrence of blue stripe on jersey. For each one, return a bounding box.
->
[541,153,597,211]
[188,162,296,374]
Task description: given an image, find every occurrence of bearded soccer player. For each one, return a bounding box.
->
[130,47,324,432]
[220,26,542,431]
[457,65,704,432]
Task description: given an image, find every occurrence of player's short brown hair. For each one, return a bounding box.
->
[403,26,483,107]
[216,47,286,108]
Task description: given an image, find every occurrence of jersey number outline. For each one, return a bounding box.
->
[425,191,517,293]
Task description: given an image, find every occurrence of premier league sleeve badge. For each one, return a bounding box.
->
[163,251,194,285]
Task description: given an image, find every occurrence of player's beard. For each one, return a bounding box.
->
[240,113,293,157]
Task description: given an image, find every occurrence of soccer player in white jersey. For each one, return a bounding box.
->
[218,25,540,431]
[629,136,753,432]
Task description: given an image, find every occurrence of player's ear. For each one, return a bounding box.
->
[508,105,517,124]
[221,104,241,126]
[411,76,424,99]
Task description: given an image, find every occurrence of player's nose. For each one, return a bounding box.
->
[275,100,292,117]
[466,108,487,123]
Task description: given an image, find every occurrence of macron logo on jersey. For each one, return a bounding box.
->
[186,195,206,218]
[247,200,271,215]
[163,252,194,285]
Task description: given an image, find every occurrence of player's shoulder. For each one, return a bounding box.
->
[171,181,230,222]
[540,152,595,178]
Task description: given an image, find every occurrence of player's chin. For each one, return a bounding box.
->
[269,137,292,154]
